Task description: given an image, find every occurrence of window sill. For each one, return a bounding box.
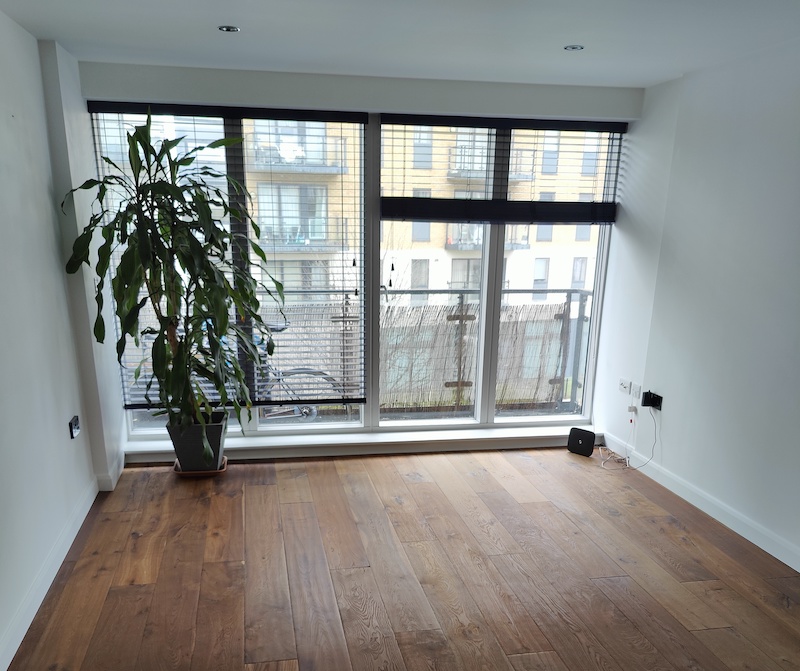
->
[124,423,599,463]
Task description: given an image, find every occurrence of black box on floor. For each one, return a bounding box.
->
[567,428,595,457]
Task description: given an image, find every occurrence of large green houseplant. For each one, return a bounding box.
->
[64,115,282,470]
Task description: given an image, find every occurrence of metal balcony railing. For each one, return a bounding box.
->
[259,217,351,252]
[249,137,348,174]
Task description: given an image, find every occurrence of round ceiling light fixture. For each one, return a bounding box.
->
[564,44,584,51]
[218,25,241,33]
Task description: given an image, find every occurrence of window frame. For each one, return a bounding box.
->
[88,102,625,442]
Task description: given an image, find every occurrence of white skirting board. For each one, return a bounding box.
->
[0,478,99,671]
[603,431,800,573]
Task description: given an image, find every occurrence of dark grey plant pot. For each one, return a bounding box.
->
[168,411,228,473]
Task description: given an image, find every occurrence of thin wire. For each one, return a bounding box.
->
[601,404,635,470]
[602,407,659,472]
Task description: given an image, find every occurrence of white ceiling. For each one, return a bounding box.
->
[3,0,800,88]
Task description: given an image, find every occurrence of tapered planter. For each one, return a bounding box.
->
[168,411,228,474]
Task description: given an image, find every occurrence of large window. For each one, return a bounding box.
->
[381,118,623,421]
[90,105,624,436]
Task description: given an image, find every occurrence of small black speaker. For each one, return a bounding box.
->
[567,428,595,457]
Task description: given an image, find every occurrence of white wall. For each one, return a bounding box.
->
[596,40,800,569]
[594,78,680,451]
[78,62,643,121]
[0,13,99,669]
[39,41,126,491]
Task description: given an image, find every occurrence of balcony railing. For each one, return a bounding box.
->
[445,146,535,180]
[259,217,351,252]
[380,288,592,417]
[249,137,348,174]
[444,224,531,250]
[448,146,489,179]
[124,288,592,422]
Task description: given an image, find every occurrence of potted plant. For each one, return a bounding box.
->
[64,114,282,472]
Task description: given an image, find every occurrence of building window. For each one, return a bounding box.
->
[257,184,327,244]
[410,259,430,305]
[581,133,600,176]
[572,257,588,289]
[451,258,482,290]
[536,224,553,242]
[542,130,560,174]
[253,119,326,165]
[575,225,591,241]
[413,126,433,169]
[453,128,490,174]
[411,189,431,241]
[533,258,549,301]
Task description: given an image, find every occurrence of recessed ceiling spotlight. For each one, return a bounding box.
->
[564,44,584,51]
[218,25,241,33]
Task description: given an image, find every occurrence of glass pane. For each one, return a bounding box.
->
[380,220,484,421]
[243,118,365,426]
[495,224,603,418]
[94,113,228,410]
[381,124,494,199]
[508,129,619,202]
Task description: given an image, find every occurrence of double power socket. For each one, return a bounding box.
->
[619,379,641,413]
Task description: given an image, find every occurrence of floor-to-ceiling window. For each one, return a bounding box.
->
[379,118,622,423]
[89,105,623,438]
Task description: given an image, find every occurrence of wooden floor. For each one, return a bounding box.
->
[9,448,800,671]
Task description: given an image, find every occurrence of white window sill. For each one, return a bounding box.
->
[124,423,600,463]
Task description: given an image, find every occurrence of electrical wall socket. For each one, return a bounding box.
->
[69,415,80,439]
[618,378,631,394]
[631,383,642,399]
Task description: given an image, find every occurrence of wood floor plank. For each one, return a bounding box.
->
[81,584,154,671]
[20,512,136,671]
[474,451,550,503]
[409,481,551,654]
[404,540,515,671]
[282,502,354,671]
[481,491,673,671]
[7,561,75,671]
[191,561,245,671]
[768,576,800,605]
[644,514,800,635]
[521,501,624,579]
[339,470,440,633]
[592,576,731,671]
[244,485,296,664]
[331,567,408,671]
[276,462,313,504]
[204,478,244,562]
[134,497,208,671]
[245,662,300,671]
[361,456,437,542]
[420,453,524,556]
[236,460,278,485]
[491,552,627,671]
[507,651,571,671]
[624,467,799,579]
[394,629,461,671]
[306,459,370,569]
[528,450,719,583]
[391,454,435,484]
[684,580,800,669]
[113,471,173,586]
[445,451,506,494]
[101,468,151,512]
[693,627,785,671]
[504,452,729,631]
[342,472,439,632]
